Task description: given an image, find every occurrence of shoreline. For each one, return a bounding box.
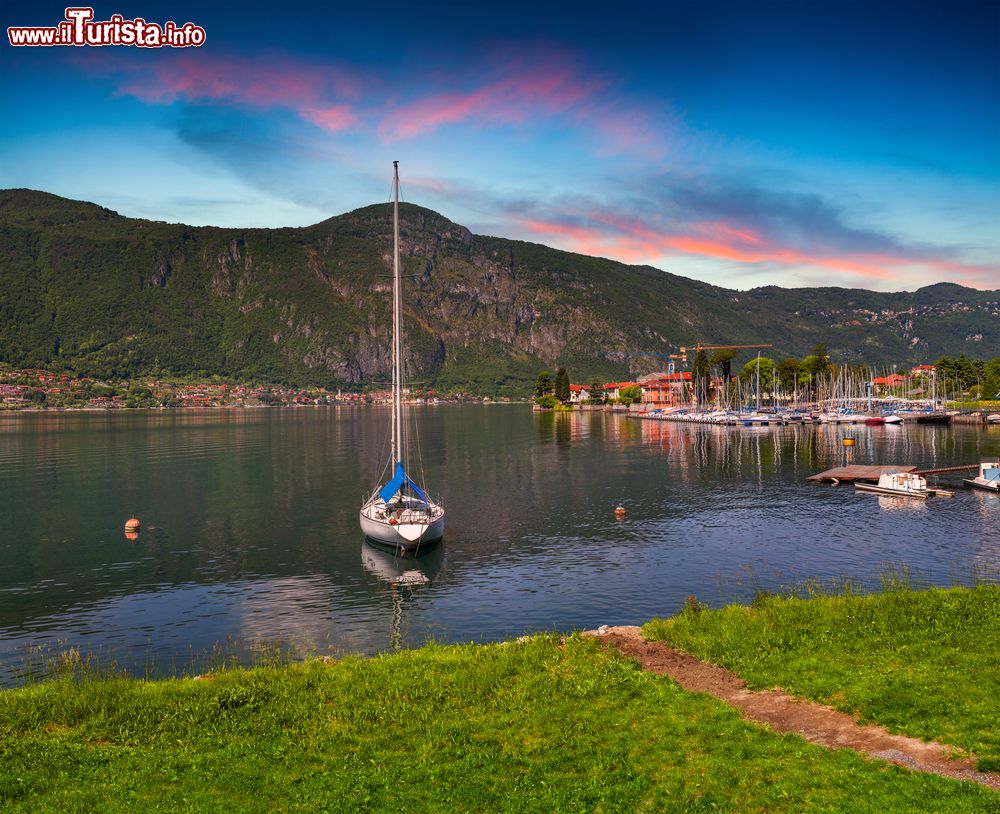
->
[3,585,997,810]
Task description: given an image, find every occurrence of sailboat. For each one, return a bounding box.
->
[359,161,445,553]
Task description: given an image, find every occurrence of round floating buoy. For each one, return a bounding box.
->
[125,530,140,542]
[125,516,141,532]
[614,506,626,518]
[843,438,856,447]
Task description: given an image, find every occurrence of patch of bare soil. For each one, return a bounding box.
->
[587,625,999,790]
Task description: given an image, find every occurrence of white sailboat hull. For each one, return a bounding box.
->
[360,504,445,552]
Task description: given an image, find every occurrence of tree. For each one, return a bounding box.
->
[776,358,801,393]
[740,357,776,401]
[534,371,553,399]
[619,385,642,405]
[535,394,558,409]
[804,344,830,377]
[554,367,570,403]
[983,358,1000,401]
[589,379,605,404]
[691,349,711,406]
[709,349,740,382]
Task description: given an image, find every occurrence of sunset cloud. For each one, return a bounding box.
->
[376,57,606,140]
[512,187,995,288]
[88,52,365,132]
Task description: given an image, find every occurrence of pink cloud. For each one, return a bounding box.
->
[378,65,606,140]
[373,46,667,156]
[82,45,670,156]
[300,105,359,133]
[92,52,364,132]
[514,211,996,287]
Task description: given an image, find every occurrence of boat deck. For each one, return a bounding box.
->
[807,465,916,484]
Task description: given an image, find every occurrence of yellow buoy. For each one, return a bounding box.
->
[125,516,141,532]
[843,438,856,447]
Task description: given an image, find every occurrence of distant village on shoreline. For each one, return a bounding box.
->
[0,366,496,411]
[3,353,996,412]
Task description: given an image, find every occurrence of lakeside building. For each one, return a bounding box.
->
[640,372,693,408]
[603,381,639,401]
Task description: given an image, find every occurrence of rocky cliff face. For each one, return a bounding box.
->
[0,190,996,394]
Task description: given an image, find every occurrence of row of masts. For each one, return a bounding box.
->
[690,356,962,413]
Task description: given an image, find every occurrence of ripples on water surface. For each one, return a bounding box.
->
[1,407,997,684]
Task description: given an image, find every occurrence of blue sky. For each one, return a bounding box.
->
[2,0,997,290]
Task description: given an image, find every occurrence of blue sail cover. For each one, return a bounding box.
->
[378,462,430,504]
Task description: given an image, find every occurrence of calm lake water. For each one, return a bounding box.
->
[1,407,998,684]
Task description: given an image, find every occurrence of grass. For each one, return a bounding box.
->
[643,583,1000,774]
[1,630,998,812]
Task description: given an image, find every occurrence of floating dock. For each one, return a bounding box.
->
[807,465,916,484]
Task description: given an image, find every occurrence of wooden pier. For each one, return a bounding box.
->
[807,465,916,484]
[913,464,980,476]
[808,463,980,483]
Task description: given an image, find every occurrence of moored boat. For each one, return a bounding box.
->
[964,461,1000,492]
[359,162,445,553]
[855,471,930,499]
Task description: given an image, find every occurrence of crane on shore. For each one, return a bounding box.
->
[680,343,774,381]
[679,343,773,355]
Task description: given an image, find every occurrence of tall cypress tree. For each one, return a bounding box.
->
[555,367,570,403]
[534,370,553,398]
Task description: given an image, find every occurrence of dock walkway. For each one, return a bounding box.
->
[807,465,916,484]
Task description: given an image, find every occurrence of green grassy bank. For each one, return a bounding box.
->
[644,583,1000,774]
[2,588,998,812]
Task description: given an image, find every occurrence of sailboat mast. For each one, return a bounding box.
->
[392,160,403,467]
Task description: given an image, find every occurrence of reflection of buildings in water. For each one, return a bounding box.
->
[637,421,817,482]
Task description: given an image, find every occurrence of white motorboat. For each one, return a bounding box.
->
[883,415,903,424]
[855,471,930,499]
[964,461,1000,492]
[359,162,445,553]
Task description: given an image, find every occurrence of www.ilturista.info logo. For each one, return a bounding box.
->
[7,7,206,48]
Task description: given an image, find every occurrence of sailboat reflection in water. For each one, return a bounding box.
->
[359,161,445,554]
[361,542,444,651]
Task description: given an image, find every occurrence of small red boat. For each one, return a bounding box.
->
[865,416,885,425]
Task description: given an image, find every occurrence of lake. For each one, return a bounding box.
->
[1,407,997,684]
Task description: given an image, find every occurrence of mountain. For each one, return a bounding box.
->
[1,189,997,395]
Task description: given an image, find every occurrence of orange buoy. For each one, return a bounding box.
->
[125,516,141,532]
[614,506,626,518]
[125,530,140,542]
[843,438,856,447]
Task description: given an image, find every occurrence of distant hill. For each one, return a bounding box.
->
[0,189,997,395]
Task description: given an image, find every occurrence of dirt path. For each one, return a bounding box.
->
[587,625,999,790]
